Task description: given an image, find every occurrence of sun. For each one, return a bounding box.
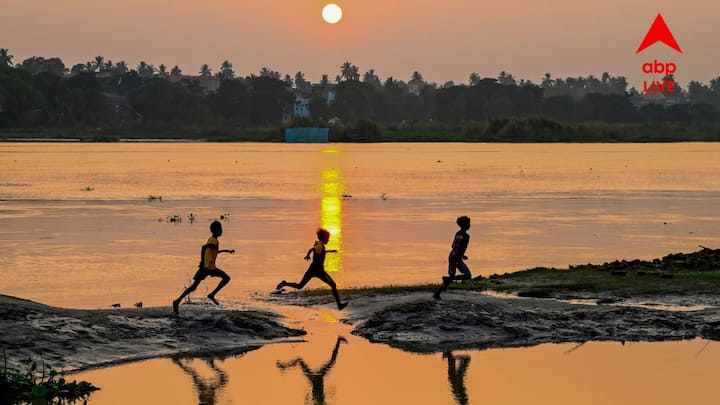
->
[322,4,342,24]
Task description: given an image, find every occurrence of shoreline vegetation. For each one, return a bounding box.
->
[2,119,720,143]
[3,54,720,144]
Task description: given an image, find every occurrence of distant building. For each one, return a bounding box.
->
[168,75,221,94]
[294,98,311,118]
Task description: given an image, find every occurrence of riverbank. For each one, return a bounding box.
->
[0,295,305,372]
[2,118,720,142]
[3,249,720,370]
[268,248,720,352]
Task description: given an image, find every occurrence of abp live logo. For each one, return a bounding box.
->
[636,13,682,93]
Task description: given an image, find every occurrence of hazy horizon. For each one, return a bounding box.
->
[2,0,719,88]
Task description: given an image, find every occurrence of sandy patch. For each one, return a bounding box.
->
[0,295,305,372]
[271,290,720,353]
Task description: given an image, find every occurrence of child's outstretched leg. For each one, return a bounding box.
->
[318,272,348,310]
[277,270,314,290]
[207,270,231,305]
[173,278,202,314]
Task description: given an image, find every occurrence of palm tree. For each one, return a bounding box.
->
[137,61,155,78]
[219,60,234,80]
[94,56,105,72]
[0,48,13,66]
[468,72,481,86]
[259,67,280,79]
[363,69,381,89]
[158,64,168,77]
[115,61,129,75]
[383,76,400,90]
[200,64,212,77]
[709,77,720,94]
[170,65,182,77]
[498,71,516,86]
[340,62,359,81]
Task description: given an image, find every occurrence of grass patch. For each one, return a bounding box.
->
[489,265,720,297]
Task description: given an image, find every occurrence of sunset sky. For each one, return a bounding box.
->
[2,0,718,87]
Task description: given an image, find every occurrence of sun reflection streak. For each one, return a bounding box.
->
[320,151,343,280]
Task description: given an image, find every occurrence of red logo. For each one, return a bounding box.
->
[636,13,682,54]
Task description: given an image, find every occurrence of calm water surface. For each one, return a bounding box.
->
[2,142,719,404]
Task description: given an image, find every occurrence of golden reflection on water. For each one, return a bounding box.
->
[320,147,343,279]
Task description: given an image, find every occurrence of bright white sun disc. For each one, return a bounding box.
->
[322,4,342,24]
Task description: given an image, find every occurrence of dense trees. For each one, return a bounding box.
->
[1,50,720,135]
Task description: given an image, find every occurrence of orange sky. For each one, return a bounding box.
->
[2,0,718,87]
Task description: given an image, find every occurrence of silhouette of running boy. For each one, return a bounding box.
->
[173,220,234,314]
[276,228,348,310]
[434,216,472,300]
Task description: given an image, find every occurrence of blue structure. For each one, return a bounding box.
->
[285,127,329,143]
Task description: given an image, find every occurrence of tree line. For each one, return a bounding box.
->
[1,49,720,138]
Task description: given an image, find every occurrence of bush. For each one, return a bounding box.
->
[0,349,99,404]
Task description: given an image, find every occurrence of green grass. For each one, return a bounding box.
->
[488,266,720,297]
[278,264,720,301]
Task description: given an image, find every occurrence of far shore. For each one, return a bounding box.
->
[2,120,720,143]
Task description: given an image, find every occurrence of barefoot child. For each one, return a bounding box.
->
[173,220,234,313]
[434,216,472,300]
[276,228,348,310]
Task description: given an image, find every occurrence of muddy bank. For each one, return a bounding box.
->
[341,292,720,352]
[0,295,305,372]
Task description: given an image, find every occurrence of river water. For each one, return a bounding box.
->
[1,142,719,404]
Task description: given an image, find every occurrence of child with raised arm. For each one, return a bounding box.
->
[434,216,472,300]
[276,228,348,310]
[173,220,234,314]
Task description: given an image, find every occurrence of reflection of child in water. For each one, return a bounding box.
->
[444,351,471,405]
[276,336,347,405]
[173,357,228,405]
[434,216,472,300]
[276,228,348,310]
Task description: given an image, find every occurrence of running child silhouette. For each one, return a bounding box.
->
[173,220,234,314]
[434,216,472,300]
[276,228,348,310]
